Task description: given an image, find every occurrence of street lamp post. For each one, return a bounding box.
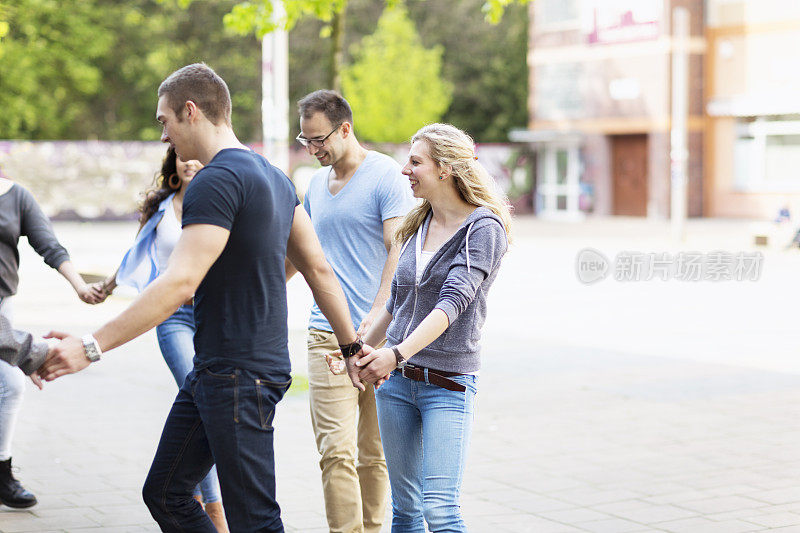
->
[670,7,689,242]
[261,2,289,173]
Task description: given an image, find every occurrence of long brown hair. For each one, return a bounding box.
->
[140,146,178,224]
[395,124,513,244]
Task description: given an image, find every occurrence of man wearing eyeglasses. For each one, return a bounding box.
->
[289,90,414,533]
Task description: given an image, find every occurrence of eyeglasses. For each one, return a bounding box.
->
[296,124,341,148]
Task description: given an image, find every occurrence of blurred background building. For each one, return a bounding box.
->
[3,0,799,222]
[706,0,800,218]
[516,0,704,220]
[516,0,800,221]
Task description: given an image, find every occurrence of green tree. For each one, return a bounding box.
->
[0,0,262,141]
[0,0,114,139]
[409,0,528,141]
[287,0,528,142]
[172,0,526,91]
[0,2,9,57]
[341,5,450,142]
[91,0,262,141]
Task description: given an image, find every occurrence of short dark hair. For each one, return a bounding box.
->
[158,63,232,126]
[297,90,353,126]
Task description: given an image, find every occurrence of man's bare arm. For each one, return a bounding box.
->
[287,205,357,345]
[286,205,365,389]
[39,224,229,380]
[285,257,298,282]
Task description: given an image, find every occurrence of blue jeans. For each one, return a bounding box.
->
[142,365,291,532]
[155,304,221,504]
[0,297,24,461]
[375,370,478,533]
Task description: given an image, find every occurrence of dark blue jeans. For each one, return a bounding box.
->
[142,365,291,532]
[155,304,221,504]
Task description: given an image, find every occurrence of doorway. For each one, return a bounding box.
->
[612,134,648,216]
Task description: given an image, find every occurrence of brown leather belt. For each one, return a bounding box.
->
[400,364,466,392]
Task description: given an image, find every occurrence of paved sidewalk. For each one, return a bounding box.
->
[4,217,800,531]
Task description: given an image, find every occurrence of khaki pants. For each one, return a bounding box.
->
[308,328,388,533]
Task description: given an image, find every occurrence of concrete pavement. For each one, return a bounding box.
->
[4,216,800,531]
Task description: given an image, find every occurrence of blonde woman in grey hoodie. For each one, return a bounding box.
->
[352,124,512,532]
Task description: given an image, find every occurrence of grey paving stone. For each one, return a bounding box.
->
[580,517,656,533]
[674,495,767,514]
[5,218,800,531]
[610,504,699,524]
[742,512,800,528]
[750,487,800,505]
[539,507,612,523]
[658,517,761,532]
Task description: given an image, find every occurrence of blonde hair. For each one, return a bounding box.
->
[395,123,513,244]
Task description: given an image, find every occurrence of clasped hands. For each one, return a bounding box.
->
[327,344,398,391]
[28,331,91,390]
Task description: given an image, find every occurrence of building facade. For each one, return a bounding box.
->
[519,0,705,219]
[705,0,800,218]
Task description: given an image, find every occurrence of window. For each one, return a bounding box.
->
[536,0,579,29]
[734,116,800,192]
[765,135,800,185]
[536,144,585,220]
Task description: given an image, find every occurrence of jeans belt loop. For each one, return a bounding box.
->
[423,367,429,385]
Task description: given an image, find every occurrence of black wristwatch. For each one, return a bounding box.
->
[339,338,363,359]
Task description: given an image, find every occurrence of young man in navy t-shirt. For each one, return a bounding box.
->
[39,63,366,532]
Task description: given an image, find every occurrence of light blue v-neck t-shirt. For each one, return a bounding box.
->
[304,150,415,332]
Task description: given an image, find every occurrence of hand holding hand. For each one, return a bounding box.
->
[29,372,43,390]
[87,281,111,303]
[340,343,376,392]
[76,283,103,305]
[356,347,396,385]
[38,331,90,381]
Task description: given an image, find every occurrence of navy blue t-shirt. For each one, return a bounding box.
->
[182,148,299,380]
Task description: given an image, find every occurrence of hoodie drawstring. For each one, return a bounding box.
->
[465,221,475,274]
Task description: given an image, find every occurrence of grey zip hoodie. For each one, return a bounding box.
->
[385,206,508,373]
[0,315,48,375]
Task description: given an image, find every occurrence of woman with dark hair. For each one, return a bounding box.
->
[91,146,228,531]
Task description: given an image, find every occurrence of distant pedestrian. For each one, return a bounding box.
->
[355,123,512,532]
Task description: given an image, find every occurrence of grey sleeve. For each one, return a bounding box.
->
[19,188,70,270]
[385,275,398,315]
[435,222,507,324]
[0,315,48,375]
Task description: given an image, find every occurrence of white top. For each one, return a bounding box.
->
[153,198,181,272]
[416,250,435,284]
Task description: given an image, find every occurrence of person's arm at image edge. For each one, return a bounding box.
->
[0,315,49,376]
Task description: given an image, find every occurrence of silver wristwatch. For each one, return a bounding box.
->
[81,334,102,363]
